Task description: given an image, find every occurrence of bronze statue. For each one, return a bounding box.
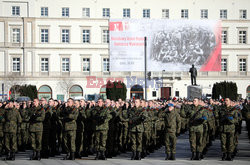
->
[189,64,197,86]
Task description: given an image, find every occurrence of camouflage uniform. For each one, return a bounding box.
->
[91,106,112,160]
[106,106,118,158]
[83,106,95,155]
[50,106,59,156]
[181,105,208,160]
[142,107,151,157]
[242,103,250,139]
[18,107,30,151]
[29,105,45,160]
[156,108,165,148]
[118,107,129,152]
[0,108,5,156]
[75,106,86,158]
[129,107,148,160]
[162,108,181,160]
[61,106,79,160]
[3,107,22,160]
[219,105,238,160]
[41,105,52,158]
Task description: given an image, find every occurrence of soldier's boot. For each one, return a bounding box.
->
[100,151,106,160]
[165,153,170,160]
[70,152,75,160]
[222,153,226,161]
[10,152,15,161]
[95,152,100,160]
[137,152,141,160]
[226,152,233,161]
[37,151,41,161]
[131,151,136,160]
[141,150,145,158]
[5,152,11,160]
[30,151,36,160]
[195,152,201,160]
[190,152,195,160]
[63,153,70,160]
[81,151,88,157]
[75,152,81,159]
[134,151,139,160]
[170,153,176,160]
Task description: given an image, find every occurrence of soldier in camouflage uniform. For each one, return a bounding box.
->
[18,102,30,152]
[129,99,148,160]
[29,98,45,160]
[83,101,95,156]
[141,100,150,158]
[242,100,250,139]
[75,99,86,158]
[0,102,5,157]
[50,99,58,156]
[41,98,52,158]
[118,102,129,153]
[219,98,238,161]
[163,103,181,160]
[181,98,208,160]
[3,101,22,160]
[147,101,157,152]
[91,99,112,160]
[61,98,79,160]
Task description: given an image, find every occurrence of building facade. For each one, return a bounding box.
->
[0,0,250,101]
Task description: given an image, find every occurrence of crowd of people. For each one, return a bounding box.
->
[0,97,249,161]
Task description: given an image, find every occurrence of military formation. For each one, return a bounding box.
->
[0,97,249,161]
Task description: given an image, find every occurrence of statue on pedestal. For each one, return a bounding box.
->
[189,64,197,86]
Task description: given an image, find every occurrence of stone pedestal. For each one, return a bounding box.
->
[187,85,202,99]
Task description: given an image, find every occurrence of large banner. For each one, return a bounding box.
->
[109,19,221,71]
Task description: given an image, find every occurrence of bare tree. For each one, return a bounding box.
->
[1,74,26,99]
[57,78,75,99]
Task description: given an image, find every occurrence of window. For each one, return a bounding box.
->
[82,58,90,72]
[239,58,246,72]
[103,8,110,17]
[175,91,179,97]
[152,91,157,97]
[239,30,247,44]
[12,58,20,72]
[82,8,90,17]
[220,9,227,19]
[41,7,48,16]
[221,30,227,44]
[12,6,20,16]
[41,58,49,72]
[123,8,130,18]
[62,7,69,17]
[162,9,169,18]
[41,29,49,43]
[240,10,247,19]
[102,30,109,43]
[12,28,20,43]
[181,9,188,18]
[201,9,208,19]
[82,30,90,43]
[62,29,70,43]
[62,58,70,72]
[103,58,109,72]
[143,9,150,18]
[221,58,227,72]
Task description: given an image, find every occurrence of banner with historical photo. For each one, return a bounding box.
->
[109,19,221,71]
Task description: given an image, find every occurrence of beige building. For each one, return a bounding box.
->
[0,0,249,101]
